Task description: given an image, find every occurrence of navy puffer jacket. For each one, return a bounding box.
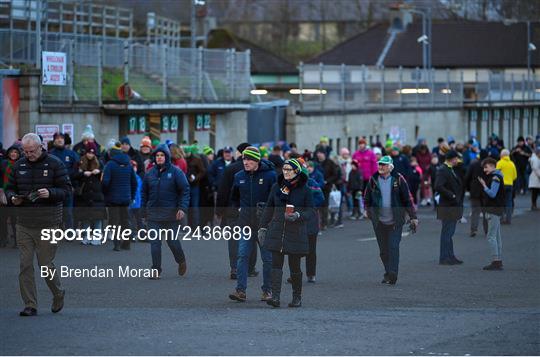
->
[142,144,190,222]
[230,160,277,228]
[102,150,137,206]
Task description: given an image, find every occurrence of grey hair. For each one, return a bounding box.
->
[500,149,510,157]
[21,133,42,146]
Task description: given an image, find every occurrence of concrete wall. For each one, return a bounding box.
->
[287,109,467,152]
[17,74,249,151]
[215,110,248,150]
[18,75,118,147]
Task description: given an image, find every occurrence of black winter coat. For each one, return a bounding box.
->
[435,164,464,221]
[260,174,314,255]
[464,159,486,199]
[73,169,107,221]
[6,152,71,228]
[215,160,244,219]
[319,158,341,191]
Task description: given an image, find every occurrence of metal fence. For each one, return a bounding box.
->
[298,63,540,111]
[0,29,251,104]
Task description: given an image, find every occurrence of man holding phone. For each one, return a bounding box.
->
[6,133,71,317]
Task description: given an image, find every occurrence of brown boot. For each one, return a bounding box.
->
[228,290,246,302]
[178,260,187,276]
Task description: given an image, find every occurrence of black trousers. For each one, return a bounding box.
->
[272,251,302,275]
[306,234,317,277]
[108,205,130,249]
[531,188,539,208]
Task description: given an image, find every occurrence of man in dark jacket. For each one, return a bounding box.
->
[464,150,488,237]
[364,155,418,285]
[102,145,138,251]
[184,145,206,228]
[216,143,257,279]
[6,133,71,317]
[268,145,285,175]
[435,150,464,265]
[209,146,235,191]
[314,149,341,229]
[390,146,412,183]
[142,144,190,278]
[228,146,277,303]
[478,158,505,271]
[120,137,145,177]
[49,132,79,230]
[511,136,533,194]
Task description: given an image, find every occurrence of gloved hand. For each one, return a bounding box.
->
[257,228,267,245]
[284,211,300,222]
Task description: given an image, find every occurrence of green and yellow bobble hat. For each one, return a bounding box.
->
[242,146,261,162]
[259,145,269,159]
[202,145,214,156]
[284,158,308,177]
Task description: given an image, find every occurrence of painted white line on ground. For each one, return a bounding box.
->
[356,231,411,242]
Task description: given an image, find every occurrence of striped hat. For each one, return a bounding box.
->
[242,146,261,162]
[203,145,214,155]
[284,158,303,175]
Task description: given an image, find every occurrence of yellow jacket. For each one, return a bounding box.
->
[496,156,517,186]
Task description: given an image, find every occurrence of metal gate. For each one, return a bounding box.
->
[247,100,288,146]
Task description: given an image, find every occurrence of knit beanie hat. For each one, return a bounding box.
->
[203,145,214,155]
[120,136,131,146]
[84,141,98,154]
[259,145,268,159]
[242,146,261,162]
[140,136,152,149]
[284,158,302,174]
[81,125,95,140]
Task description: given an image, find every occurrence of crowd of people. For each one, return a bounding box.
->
[0,124,539,316]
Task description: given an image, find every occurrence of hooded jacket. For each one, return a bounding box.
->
[102,150,137,206]
[496,156,517,186]
[230,160,277,228]
[260,173,314,255]
[352,148,378,181]
[1,145,21,190]
[142,144,190,222]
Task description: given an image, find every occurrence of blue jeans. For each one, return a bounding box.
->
[236,235,272,293]
[374,223,403,274]
[81,219,102,244]
[147,221,186,273]
[440,219,457,261]
[189,186,200,227]
[504,186,513,223]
